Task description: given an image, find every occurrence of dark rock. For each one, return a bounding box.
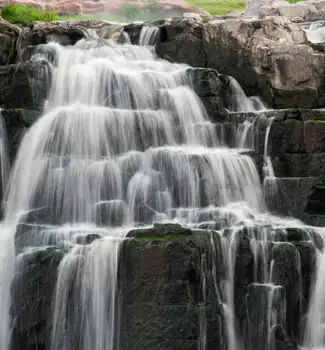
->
[187,67,228,122]
[120,232,226,350]
[0,61,50,111]
[10,247,65,350]
[271,243,302,339]
[1,108,41,161]
[244,283,286,350]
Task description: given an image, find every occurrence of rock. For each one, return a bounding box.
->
[254,1,325,22]
[271,243,302,338]
[0,60,50,111]
[272,178,317,221]
[10,247,65,350]
[187,67,229,121]
[127,223,192,239]
[0,109,41,161]
[156,16,325,109]
[270,111,325,155]
[244,283,286,350]
[0,20,20,66]
[120,231,226,350]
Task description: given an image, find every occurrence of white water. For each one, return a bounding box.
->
[139,26,160,46]
[305,22,325,44]
[227,77,266,113]
[0,30,270,350]
[0,23,324,350]
[303,229,325,349]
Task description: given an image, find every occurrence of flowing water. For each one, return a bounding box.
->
[0,24,324,350]
[304,22,325,44]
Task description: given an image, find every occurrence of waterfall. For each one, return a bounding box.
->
[304,22,325,44]
[227,77,266,113]
[0,30,269,350]
[139,26,160,46]
[303,229,325,349]
[0,22,324,350]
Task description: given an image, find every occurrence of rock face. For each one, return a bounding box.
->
[10,247,65,350]
[121,228,225,350]
[156,15,325,109]
[10,223,319,350]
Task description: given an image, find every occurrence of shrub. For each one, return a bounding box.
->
[1,3,58,26]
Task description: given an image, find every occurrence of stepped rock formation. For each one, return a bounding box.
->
[0,8,325,350]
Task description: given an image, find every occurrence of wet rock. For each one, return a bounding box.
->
[270,113,325,156]
[187,67,229,122]
[272,153,325,178]
[245,283,286,350]
[10,247,65,350]
[271,243,302,339]
[234,227,255,323]
[293,241,317,315]
[272,325,297,350]
[0,60,50,111]
[120,231,226,350]
[1,109,41,161]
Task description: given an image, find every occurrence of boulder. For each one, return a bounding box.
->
[120,229,226,350]
[0,60,50,111]
[10,247,65,350]
[0,109,41,161]
[156,16,325,109]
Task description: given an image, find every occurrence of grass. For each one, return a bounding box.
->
[188,0,245,15]
[0,3,58,25]
[187,0,305,15]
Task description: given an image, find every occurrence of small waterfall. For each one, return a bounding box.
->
[304,22,325,44]
[303,230,325,349]
[139,26,160,46]
[227,77,266,113]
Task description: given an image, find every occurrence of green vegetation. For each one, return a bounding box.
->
[187,0,245,15]
[1,4,58,25]
[187,0,304,15]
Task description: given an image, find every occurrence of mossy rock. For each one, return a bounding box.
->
[127,223,192,240]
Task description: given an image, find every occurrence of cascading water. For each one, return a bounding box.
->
[304,21,325,44]
[139,26,160,46]
[227,77,266,113]
[0,26,269,350]
[0,22,324,350]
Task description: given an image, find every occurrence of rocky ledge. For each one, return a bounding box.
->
[10,223,319,350]
[154,13,325,109]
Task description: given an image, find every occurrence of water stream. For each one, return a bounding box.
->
[0,24,324,350]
